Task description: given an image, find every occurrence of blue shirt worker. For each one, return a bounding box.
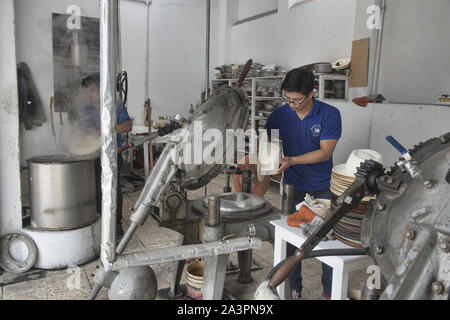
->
[265,68,342,300]
[80,74,132,239]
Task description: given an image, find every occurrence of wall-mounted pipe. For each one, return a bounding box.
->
[145,0,151,101]
[369,0,387,95]
[205,0,211,97]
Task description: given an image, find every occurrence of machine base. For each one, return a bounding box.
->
[21,218,101,270]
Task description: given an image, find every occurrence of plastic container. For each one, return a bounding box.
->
[186,261,204,300]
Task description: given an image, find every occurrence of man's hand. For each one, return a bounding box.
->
[276,140,339,174]
[118,143,133,153]
[275,157,293,175]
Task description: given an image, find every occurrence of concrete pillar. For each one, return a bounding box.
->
[0,0,23,236]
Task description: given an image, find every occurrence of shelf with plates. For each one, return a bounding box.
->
[211,75,285,133]
[314,73,349,101]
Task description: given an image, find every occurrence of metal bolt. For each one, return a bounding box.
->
[431,282,444,295]
[386,177,394,184]
[424,181,435,190]
[378,203,386,211]
[440,241,449,252]
[405,230,416,240]
[375,246,384,255]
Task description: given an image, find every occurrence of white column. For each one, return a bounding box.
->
[217,0,238,65]
[0,0,23,236]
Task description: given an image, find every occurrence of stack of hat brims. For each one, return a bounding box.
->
[330,150,382,248]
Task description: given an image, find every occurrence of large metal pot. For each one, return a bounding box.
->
[27,155,98,230]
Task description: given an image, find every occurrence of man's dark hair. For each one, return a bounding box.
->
[281,68,315,95]
[81,74,100,89]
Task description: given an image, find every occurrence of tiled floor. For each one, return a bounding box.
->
[1,173,367,300]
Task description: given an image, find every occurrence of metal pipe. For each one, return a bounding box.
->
[369,0,387,95]
[112,237,263,271]
[242,170,252,193]
[208,196,221,227]
[373,0,387,94]
[282,184,295,215]
[99,0,119,270]
[116,0,122,75]
[145,0,150,100]
[205,0,211,97]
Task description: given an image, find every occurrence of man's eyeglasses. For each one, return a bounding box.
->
[281,93,309,106]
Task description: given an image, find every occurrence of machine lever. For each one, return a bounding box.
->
[386,135,408,157]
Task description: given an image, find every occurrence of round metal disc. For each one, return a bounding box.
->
[179,86,250,190]
[0,233,38,274]
[201,193,266,213]
[192,193,273,222]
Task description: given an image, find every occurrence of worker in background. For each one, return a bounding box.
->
[236,68,342,300]
[80,74,132,239]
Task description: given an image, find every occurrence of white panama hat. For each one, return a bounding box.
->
[333,149,383,178]
[257,132,281,181]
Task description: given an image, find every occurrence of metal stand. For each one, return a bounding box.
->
[169,234,187,298]
[238,170,254,284]
[203,253,229,300]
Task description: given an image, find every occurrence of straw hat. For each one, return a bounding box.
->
[331,149,383,202]
[333,149,383,178]
[257,133,281,181]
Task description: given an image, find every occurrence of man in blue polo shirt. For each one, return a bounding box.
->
[265,68,342,300]
[80,74,132,239]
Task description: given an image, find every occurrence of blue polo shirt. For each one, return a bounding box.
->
[265,99,342,192]
[79,102,131,147]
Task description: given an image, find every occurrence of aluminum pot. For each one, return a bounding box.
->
[27,154,98,231]
[314,63,332,74]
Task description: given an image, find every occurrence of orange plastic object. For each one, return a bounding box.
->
[287,205,316,228]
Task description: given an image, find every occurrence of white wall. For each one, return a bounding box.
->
[14,0,215,164]
[331,102,373,166]
[230,0,357,68]
[238,0,277,21]
[368,103,450,165]
[121,0,218,125]
[144,0,215,122]
[378,0,450,104]
[331,101,450,167]
[11,0,450,169]
[0,0,23,235]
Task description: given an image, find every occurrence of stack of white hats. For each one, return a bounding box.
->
[331,149,384,247]
[331,149,383,201]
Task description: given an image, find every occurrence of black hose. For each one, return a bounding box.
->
[266,248,368,281]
